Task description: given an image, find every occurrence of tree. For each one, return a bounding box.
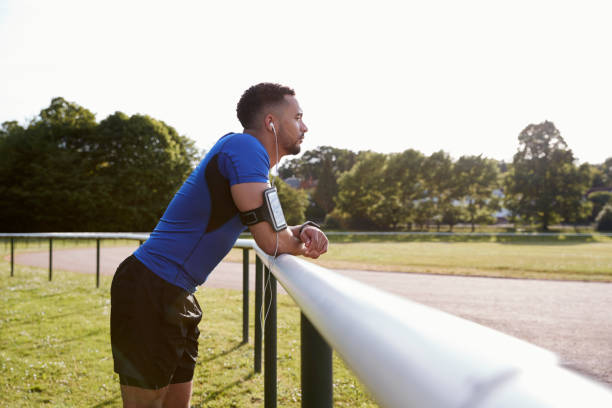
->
[442,204,467,232]
[588,191,612,223]
[600,158,612,187]
[0,120,25,139]
[596,204,612,232]
[279,146,357,221]
[422,151,455,231]
[0,98,99,231]
[335,150,429,230]
[413,200,435,231]
[94,112,199,231]
[312,158,338,213]
[557,163,593,228]
[454,155,500,232]
[272,176,309,225]
[584,158,612,223]
[0,98,199,232]
[0,121,31,230]
[335,152,387,229]
[279,146,356,181]
[587,163,607,190]
[503,121,590,231]
[385,149,427,230]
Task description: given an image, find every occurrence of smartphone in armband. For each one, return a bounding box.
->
[264,188,287,231]
[239,187,287,232]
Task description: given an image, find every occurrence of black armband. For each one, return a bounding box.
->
[239,187,287,232]
[298,221,321,236]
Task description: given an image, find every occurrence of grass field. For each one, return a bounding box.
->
[4,233,612,282]
[2,234,611,405]
[7,234,606,282]
[0,265,376,407]
[224,233,612,282]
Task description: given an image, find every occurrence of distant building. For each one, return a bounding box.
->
[283,177,301,189]
[281,176,318,190]
[300,176,318,190]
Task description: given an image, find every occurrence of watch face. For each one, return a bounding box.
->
[265,188,287,231]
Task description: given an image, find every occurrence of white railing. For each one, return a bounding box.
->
[252,244,612,408]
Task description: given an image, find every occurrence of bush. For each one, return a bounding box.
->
[324,210,351,230]
[595,204,612,232]
[589,191,612,222]
[273,176,309,225]
[305,201,327,224]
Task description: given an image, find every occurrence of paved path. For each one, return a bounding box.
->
[11,245,612,387]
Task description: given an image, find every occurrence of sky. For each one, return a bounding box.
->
[1,0,611,165]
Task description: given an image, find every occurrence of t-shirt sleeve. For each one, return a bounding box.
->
[217,134,270,186]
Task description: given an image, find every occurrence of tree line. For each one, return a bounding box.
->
[1,98,611,232]
[279,122,612,232]
[0,97,198,232]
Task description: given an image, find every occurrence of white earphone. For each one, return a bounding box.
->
[270,122,276,133]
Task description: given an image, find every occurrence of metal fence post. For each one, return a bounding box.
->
[96,239,101,288]
[301,312,333,408]
[10,238,14,277]
[264,266,277,408]
[48,238,53,281]
[254,256,263,373]
[242,248,249,344]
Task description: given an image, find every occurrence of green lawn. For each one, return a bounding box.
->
[227,234,612,282]
[314,240,612,281]
[2,235,611,405]
[0,265,376,407]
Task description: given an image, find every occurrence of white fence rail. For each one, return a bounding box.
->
[253,246,612,407]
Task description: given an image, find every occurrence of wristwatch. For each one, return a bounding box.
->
[298,221,321,236]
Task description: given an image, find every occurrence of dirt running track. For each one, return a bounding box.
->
[11,245,612,387]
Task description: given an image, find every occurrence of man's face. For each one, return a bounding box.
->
[277,95,308,156]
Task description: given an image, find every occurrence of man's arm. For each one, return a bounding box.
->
[231,182,328,258]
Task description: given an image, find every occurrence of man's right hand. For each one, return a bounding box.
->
[298,225,328,259]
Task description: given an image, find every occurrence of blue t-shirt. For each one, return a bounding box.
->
[134,133,269,292]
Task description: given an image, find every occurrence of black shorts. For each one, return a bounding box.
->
[110,255,202,389]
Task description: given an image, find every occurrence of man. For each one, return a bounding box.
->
[110,83,329,407]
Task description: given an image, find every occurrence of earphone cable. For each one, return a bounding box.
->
[260,123,280,331]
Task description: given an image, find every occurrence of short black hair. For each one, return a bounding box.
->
[236,83,295,129]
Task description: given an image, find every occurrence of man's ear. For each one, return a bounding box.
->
[264,113,276,133]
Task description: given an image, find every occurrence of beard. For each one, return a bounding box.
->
[288,143,301,155]
[284,134,303,156]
